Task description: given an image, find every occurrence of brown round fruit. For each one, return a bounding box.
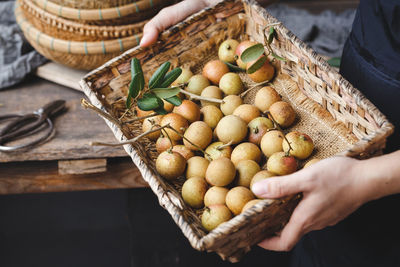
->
[186,156,209,179]
[218,39,239,63]
[200,86,223,107]
[186,74,210,95]
[269,101,296,128]
[267,152,297,175]
[254,86,281,112]
[235,40,257,69]
[220,95,243,115]
[304,158,321,168]
[205,157,236,186]
[201,105,223,129]
[282,131,314,160]
[260,130,284,157]
[142,115,163,141]
[204,141,232,161]
[201,204,232,232]
[225,186,255,215]
[236,160,261,188]
[160,113,189,141]
[247,59,275,83]
[231,142,262,166]
[173,100,200,123]
[248,117,274,145]
[250,170,276,189]
[183,121,212,150]
[172,68,193,86]
[156,136,179,154]
[156,151,186,180]
[219,72,244,95]
[163,99,174,112]
[241,199,264,213]
[202,60,229,85]
[215,115,247,144]
[172,145,195,160]
[204,186,229,207]
[135,106,154,121]
[232,104,261,124]
[182,177,208,208]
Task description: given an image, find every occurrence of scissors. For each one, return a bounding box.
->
[0,100,66,152]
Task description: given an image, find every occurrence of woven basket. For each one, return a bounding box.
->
[21,0,147,41]
[32,0,172,25]
[79,0,394,261]
[15,1,140,70]
[50,0,134,9]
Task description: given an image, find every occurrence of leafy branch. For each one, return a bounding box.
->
[126,59,183,114]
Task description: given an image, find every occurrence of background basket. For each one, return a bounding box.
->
[50,0,134,9]
[15,1,140,70]
[21,0,147,41]
[80,0,394,262]
[32,0,172,25]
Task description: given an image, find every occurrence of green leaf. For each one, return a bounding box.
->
[137,93,164,111]
[240,43,265,63]
[327,57,341,68]
[150,87,180,99]
[153,106,168,115]
[271,52,287,62]
[224,62,245,72]
[126,58,144,108]
[149,62,171,89]
[247,55,268,74]
[165,95,182,106]
[268,27,275,45]
[159,68,182,88]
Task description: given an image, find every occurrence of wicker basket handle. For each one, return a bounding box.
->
[33,0,164,20]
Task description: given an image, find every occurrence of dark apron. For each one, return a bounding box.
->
[292,1,400,266]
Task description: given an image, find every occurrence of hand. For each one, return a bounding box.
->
[251,156,375,251]
[140,0,222,47]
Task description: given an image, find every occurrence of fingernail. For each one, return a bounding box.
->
[139,34,148,47]
[251,182,264,196]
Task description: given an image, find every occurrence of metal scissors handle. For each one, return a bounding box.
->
[0,100,66,152]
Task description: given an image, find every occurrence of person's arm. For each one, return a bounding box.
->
[140,0,222,47]
[252,150,400,251]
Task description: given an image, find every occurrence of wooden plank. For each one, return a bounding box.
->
[0,157,148,195]
[0,77,128,162]
[35,62,87,91]
[58,158,107,175]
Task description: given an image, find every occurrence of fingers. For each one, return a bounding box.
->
[140,0,208,47]
[258,209,306,251]
[251,170,311,199]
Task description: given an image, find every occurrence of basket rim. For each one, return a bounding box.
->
[22,0,147,34]
[80,0,394,254]
[15,2,141,55]
[33,0,164,20]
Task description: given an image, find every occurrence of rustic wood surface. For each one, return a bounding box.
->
[0,77,128,162]
[0,157,147,195]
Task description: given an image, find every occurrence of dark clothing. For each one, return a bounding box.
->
[293,1,400,266]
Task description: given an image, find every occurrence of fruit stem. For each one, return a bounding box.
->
[90,124,170,147]
[264,111,294,155]
[239,80,270,98]
[81,99,122,129]
[164,125,211,158]
[122,113,158,124]
[216,140,232,150]
[179,89,223,104]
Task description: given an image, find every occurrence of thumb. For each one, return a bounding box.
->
[251,171,308,199]
[140,0,208,47]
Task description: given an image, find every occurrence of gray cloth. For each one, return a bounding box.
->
[0,1,47,90]
[267,4,356,58]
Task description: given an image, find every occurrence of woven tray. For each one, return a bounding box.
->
[80,0,393,261]
[21,0,147,41]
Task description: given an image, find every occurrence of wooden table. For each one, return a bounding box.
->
[0,77,147,195]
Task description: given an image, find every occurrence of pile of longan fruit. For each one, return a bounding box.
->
[138,39,319,232]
